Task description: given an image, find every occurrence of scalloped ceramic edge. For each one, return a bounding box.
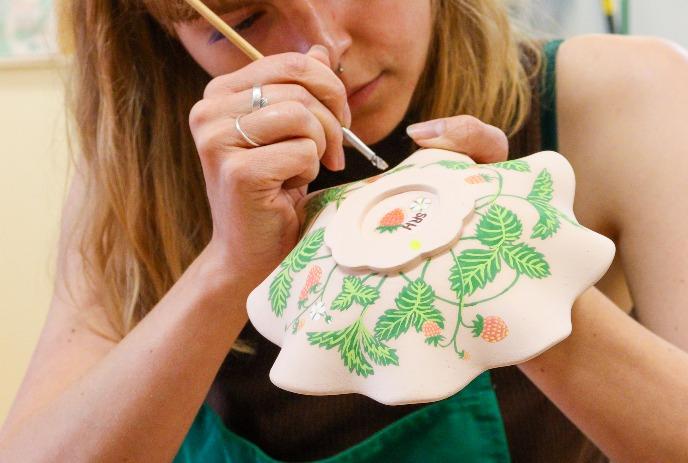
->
[246,148,616,405]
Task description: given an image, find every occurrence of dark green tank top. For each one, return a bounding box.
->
[173,39,606,463]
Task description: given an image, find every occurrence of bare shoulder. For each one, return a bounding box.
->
[554,34,688,235]
[1,164,120,436]
[554,34,688,345]
[557,33,688,105]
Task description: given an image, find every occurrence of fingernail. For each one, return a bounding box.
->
[406,120,445,140]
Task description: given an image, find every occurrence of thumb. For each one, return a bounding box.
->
[406,116,509,164]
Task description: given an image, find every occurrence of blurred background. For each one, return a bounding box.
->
[1,0,687,422]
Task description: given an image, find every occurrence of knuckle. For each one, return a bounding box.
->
[330,120,344,145]
[458,115,482,134]
[288,84,312,105]
[220,158,250,186]
[195,122,236,159]
[331,78,347,102]
[281,100,312,126]
[203,76,223,99]
[195,133,220,159]
[319,80,347,117]
[454,115,483,145]
[282,52,309,78]
[299,139,321,178]
[203,74,238,99]
[189,100,210,131]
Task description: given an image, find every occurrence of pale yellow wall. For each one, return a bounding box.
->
[0,60,72,422]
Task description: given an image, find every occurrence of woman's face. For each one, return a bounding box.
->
[173,0,434,144]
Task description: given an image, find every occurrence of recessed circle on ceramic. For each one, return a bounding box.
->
[325,168,475,272]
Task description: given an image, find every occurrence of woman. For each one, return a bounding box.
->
[1,0,687,461]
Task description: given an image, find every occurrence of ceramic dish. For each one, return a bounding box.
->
[246,148,615,405]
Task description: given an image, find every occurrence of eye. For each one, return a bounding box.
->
[208,12,264,44]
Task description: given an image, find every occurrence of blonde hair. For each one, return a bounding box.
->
[63,0,541,355]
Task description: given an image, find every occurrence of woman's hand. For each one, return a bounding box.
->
[406,115,509,164]
[190,45,350,297]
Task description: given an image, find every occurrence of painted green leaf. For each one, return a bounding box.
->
[527,169,554,202]
[302,187,347,233]
[500,243,551,278]
[530,200,561,239]
[450,249,501,297]
[286,227,325,272]
[476,204,523,248]
[374,279,442,341]
[308,321,375,377]
[492,159,531,172]
[361,328,399,367]
[424,334,445,347]
[355,285,381,306]
[268,268,293,317]
[331,276,380,311]
[307,325,348,349]
[436,160,472,170]
[374,307,413,341]
[470,314,485,337]
[322,185,347,206]
[339,322,370,376]
[268,227,325,316]
[331,276,359,311]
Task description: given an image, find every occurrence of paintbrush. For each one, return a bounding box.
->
[182,0,389,171]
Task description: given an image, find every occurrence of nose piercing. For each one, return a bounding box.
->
[337,63,344,74]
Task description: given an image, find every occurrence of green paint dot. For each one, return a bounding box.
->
[409,239,422,250]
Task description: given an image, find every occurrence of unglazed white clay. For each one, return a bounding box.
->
[246,148,615,405]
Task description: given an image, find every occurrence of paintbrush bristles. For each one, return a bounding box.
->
[182,0,264,61]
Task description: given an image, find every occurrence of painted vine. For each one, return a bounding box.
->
[268,158,581,377]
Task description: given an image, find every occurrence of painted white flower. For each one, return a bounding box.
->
[410,197,432,212]
[309,300,328,321]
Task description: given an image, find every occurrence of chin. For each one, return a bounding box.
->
[350,111,404,145]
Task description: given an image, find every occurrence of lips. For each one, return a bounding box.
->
[346,75,380,98]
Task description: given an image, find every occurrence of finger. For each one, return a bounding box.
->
[204,49,351,128]
[193,101,327,164]
[306,44,332,68]
[190,84,344,171]
[406,116,509,164]
[224,138,320,191]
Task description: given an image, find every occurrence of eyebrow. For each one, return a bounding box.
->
[151,0,251,24]
[205,0,250,14]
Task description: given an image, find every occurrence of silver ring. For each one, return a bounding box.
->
[251,84,269,112]
[235,114,261,147]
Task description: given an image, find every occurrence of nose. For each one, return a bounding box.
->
[292,1,352,70]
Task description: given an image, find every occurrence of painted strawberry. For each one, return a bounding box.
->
[422,320,444,346]
[422,320,442,337]
[471,314,509,343]
[465,174,492,184]
[365,173,384,184]
[376,208,405,233]
[299,265,323,301]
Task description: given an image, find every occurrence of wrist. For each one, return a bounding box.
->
[194,241,257,312]
[517,286,599,371]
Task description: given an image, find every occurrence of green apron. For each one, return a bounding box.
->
[173,39,563,463]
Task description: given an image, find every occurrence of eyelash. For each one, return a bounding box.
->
[208,12,263,44]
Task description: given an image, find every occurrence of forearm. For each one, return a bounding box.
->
[518,286,688,462]
[0,246,248,463]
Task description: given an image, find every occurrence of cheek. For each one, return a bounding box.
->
[174,24,253,77]
[362,2,432,74]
